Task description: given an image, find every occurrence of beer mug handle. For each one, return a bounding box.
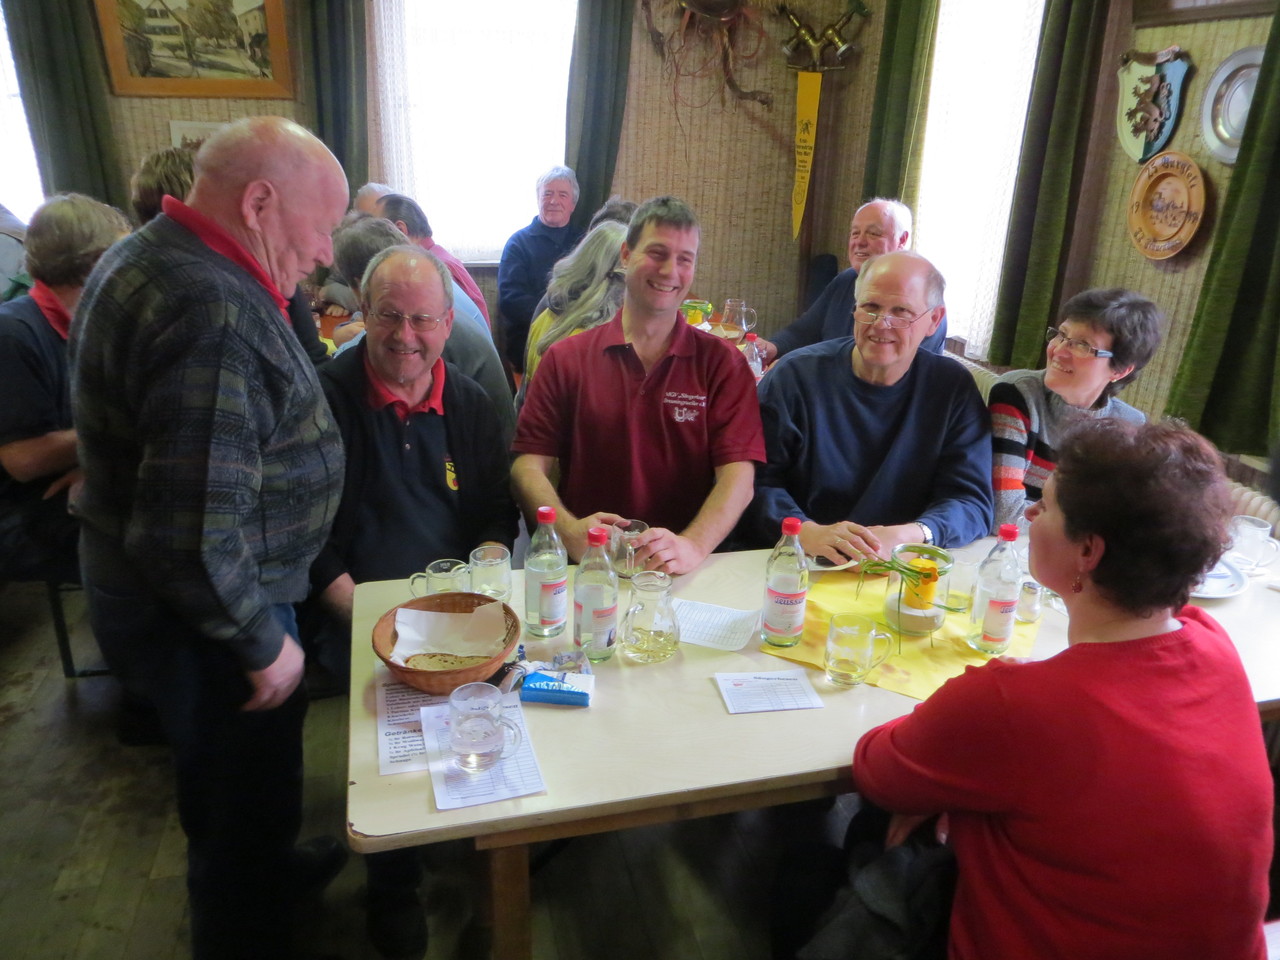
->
[1260,537,1280,567]
[409,572,429,597]
[498,716,523,759]
[871,630,893,669]
[621,600,643,636]
[742,306,757,332]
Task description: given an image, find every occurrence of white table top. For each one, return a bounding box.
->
[346,545,1280,852]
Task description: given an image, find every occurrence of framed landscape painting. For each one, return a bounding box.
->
[94,0,294,99]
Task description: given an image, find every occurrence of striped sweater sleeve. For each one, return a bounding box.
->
[989,379,1034,528]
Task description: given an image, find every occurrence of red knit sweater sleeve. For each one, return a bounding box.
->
[853,661,1024,814]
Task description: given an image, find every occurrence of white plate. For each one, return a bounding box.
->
[1201,46,1264,164]
[1191,556,1248,600]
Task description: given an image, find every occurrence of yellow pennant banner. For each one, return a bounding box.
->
[792,70,822,239]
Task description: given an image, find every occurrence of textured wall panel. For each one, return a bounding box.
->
[106,96,304,196]
[610,0,882,335]
[1079,15,1272,418]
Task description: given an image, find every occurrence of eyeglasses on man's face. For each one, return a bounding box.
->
[853,305,931,329]
[372,309,445,333]
[1045,326,1113,359]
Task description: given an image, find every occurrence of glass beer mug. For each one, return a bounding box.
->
[620,571,680,663]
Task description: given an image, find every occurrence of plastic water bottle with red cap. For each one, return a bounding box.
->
[964,523,1022,655]
[524,506,568,639]
[574,526,618,661]
[760,516,809,647]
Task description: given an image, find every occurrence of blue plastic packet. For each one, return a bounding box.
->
[519,670,594,706]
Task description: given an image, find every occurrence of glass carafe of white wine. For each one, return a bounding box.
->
[620,571,680,663]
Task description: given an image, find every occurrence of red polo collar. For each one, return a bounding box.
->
[161,195,288,313]
[30,280,70,340]
[363,349,447,422]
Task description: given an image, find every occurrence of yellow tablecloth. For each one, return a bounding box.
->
[762,570,1039,701]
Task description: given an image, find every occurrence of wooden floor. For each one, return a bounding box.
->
[0,581,857,960]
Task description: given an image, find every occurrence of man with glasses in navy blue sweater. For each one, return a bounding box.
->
[745,251,992,563]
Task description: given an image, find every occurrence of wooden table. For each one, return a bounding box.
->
[345,546,1280,958]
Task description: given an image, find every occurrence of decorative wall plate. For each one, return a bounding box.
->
[1201,46,1264,164]
[1127,150,1206,260]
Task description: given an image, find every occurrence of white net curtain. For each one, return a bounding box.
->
[915,0,1046,359]
[366,0,578,262]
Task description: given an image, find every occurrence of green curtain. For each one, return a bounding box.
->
[1165,18,1280,454]
[565,0,634,231]
[306,0,368,191]
[986,0,1108,368]
[1,0,127,210]
[860,0,938,210]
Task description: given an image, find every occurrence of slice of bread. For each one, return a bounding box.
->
[405,652,492,671]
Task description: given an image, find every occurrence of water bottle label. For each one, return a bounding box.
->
[981,597,1017,644]
[574,601,617,648]
[763,588,806,637]
[538,577,568,627]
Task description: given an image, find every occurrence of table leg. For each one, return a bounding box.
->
[487,843,531,960]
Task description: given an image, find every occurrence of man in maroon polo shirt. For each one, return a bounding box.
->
[512,196,765,575]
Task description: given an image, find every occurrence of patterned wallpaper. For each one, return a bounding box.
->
[105,95,305,194]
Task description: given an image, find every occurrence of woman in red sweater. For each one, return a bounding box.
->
[854,418,1272,960]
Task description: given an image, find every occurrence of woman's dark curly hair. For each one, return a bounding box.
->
[1054,418,1232,616]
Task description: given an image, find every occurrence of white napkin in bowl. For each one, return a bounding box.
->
[390,601,507,666]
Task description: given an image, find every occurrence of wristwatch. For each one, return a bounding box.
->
[916,521,935,546]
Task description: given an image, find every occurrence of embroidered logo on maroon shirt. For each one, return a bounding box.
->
[664,391,706,423]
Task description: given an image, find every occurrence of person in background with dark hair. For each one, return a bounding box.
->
[853,418,1271,960]
[989,287,1163,526]
[587,195,638,233]
[130,146,196,225]
[375,192,490,327]
[497,165,584,372]
[0,193,129,582]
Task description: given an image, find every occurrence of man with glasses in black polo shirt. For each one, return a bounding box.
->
[308,243,516,959]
